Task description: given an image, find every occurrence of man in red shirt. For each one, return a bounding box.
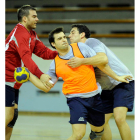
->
[5,5,57,139]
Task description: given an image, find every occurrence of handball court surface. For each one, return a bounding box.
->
[10,112,134,140]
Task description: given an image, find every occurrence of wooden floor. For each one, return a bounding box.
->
[10,113,134,140]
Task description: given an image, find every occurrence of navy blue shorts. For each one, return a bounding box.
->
[5,85,19,107]
[67,93,105,127]
[101,80,134,114]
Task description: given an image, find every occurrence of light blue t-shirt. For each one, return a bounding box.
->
[47,42,101,98]
[85,38,134,90]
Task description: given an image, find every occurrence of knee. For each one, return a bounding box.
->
[114,116,126,126]
[6,108,14,122]
[7,109,18,128]
[8,113,14,122]
[89,130,104,140]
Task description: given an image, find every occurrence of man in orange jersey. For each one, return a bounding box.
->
[26,27,132,140]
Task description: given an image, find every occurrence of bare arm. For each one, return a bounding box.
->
[40,74,53,89]
[67,52,108,68]
[97,64,132,83]
[82,52,108,66]
[29,73,53,92]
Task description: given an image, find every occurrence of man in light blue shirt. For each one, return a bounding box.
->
[68,24,134,140]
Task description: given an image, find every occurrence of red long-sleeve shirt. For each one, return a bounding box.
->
[5,23,58,89]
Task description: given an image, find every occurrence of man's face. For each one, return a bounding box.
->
[69,27,81,43]
[25,10,39,30]
[52,32,69,51]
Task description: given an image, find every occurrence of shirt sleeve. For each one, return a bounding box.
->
[46,60,58,84]
[78,42,96,58]
[15,32,43,78]
[33,34,58,59]
[85,38,106,53]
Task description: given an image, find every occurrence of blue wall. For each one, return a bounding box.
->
[19,80,69,112]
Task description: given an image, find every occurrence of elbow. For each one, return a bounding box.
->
[103,56,108,64]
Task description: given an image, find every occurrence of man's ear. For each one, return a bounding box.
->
[22,16,27,23]
[51,42,56,48]
[81,32,85,39]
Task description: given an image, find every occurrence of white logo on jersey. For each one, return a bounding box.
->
[78,117,84,121]
[12,101,15,105]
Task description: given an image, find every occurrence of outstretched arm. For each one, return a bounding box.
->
[66,43,132,83]
[29,73,53,92]
[29,60,58,92]
[97,64,132,83]
[68,56,132,83]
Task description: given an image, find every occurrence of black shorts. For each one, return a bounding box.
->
[5,85,19,107]
[101,80,134,114]
[67,94,105,127]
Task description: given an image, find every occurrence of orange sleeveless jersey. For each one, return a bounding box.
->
[55,43,98,95]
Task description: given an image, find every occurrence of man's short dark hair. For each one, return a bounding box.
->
[17,5,36,22]
[48,27,64,49]
[71,24,90,38]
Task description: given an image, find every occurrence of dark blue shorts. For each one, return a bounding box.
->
[101,80,134,114]
[5,85,19,107]
[67,93,105,127]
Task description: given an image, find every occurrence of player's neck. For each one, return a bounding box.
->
[80,38,87,43]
